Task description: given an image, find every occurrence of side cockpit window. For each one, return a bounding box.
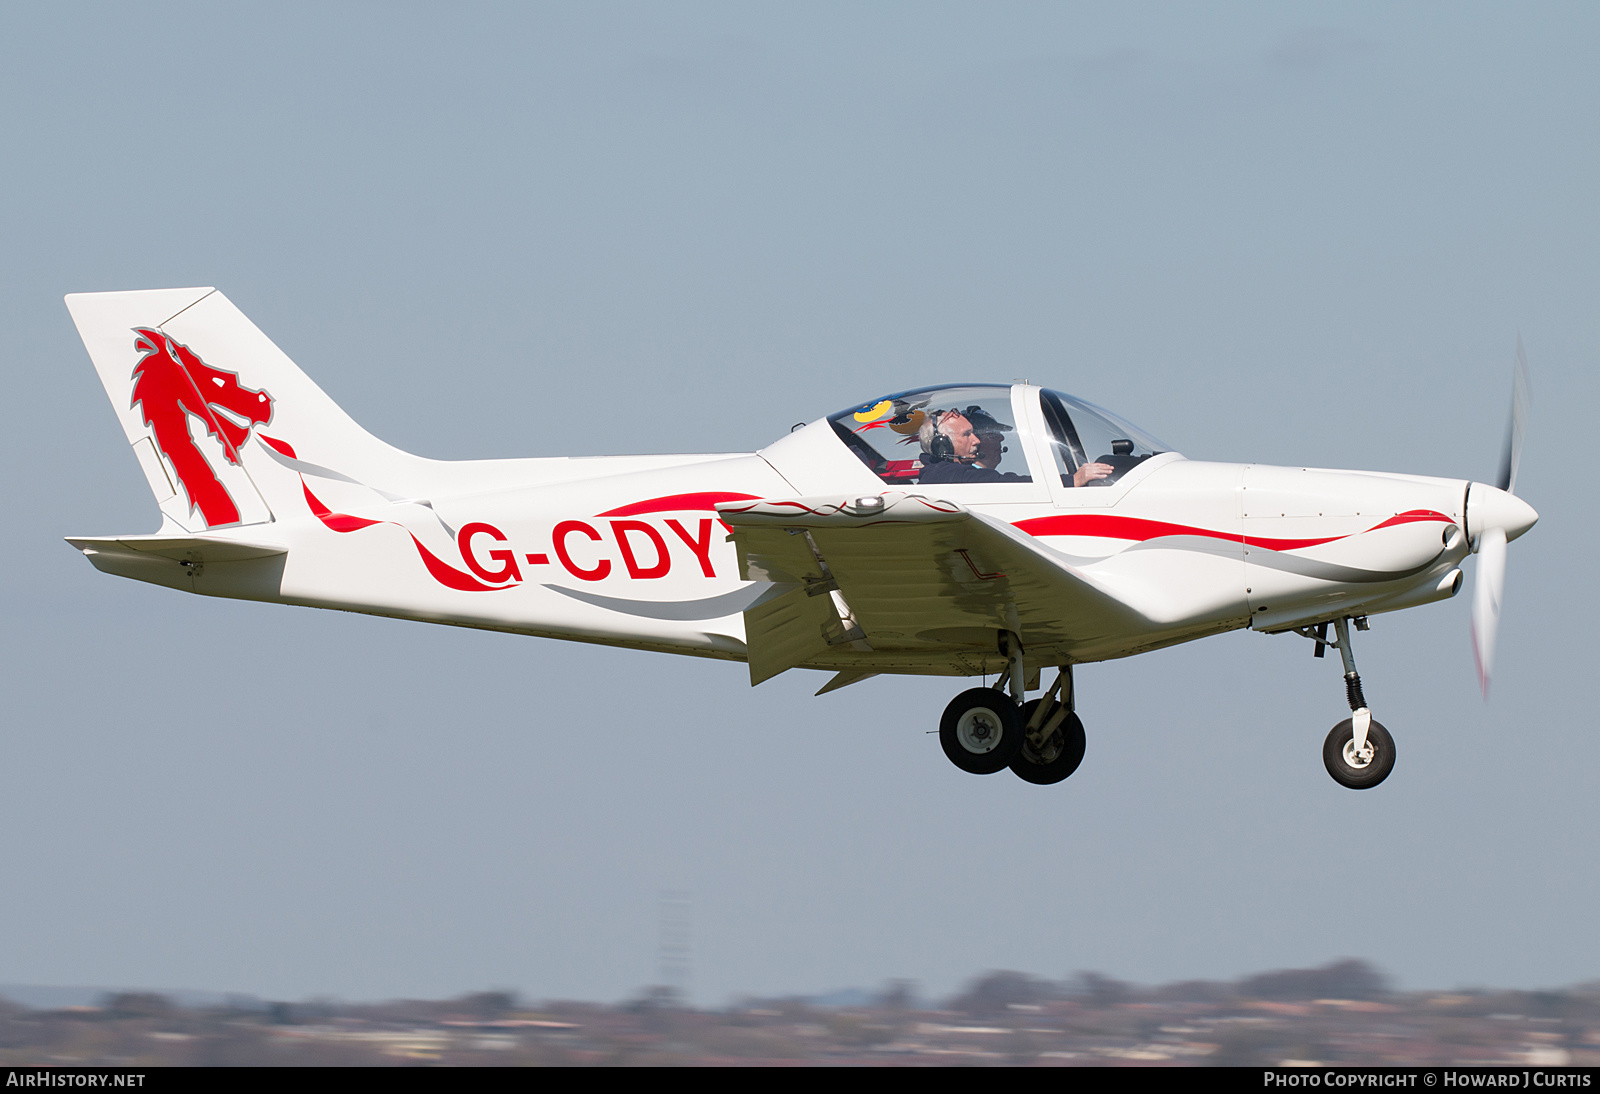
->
[829,387,1031,486]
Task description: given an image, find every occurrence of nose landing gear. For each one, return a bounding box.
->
[1305,616,1396,789]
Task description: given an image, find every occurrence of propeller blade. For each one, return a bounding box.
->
[1495,335,1531,494]
[1470,525,1507,699]
[1473,341,1532,697]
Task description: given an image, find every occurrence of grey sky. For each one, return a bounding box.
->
[1,3,1596,1004]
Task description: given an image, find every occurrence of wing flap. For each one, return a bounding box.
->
[743,584,845,685]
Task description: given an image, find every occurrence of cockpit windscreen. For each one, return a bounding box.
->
[1041,390,1171,487]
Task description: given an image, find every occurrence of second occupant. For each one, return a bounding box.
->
[918,407,1029,484]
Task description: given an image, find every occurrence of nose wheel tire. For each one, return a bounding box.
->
[940,688,1024,774]
[1010,699,1087,785]
[1323,718,1396,789]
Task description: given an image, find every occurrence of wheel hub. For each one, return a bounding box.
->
[955,708,1004,754]
[1023,728,1064,764]
[1343,739,1375,768]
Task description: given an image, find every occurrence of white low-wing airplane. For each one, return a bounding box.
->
[65,288,1537,790]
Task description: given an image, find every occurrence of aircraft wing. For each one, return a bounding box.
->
[719,493,1147,684]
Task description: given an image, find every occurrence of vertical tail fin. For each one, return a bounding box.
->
[66,288,410,533]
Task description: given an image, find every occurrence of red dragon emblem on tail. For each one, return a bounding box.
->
[130,328,274,528]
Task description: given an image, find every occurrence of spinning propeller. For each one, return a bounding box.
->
[1467,338,1537,698]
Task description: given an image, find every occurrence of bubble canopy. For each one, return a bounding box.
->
[827,383,1173,488]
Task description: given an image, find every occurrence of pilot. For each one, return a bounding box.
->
[919,407,1115,487]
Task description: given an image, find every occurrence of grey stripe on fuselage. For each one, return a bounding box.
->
[543,583,776,621]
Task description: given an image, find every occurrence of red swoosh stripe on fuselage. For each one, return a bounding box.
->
[300,481,502,592]
[1013,510,1453,552]
[597,492,762,518]
[258,433,297,458]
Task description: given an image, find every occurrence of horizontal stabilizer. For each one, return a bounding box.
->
[65,533,287,564]
[65,532,289,599]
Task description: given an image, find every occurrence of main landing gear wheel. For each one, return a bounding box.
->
[940,688,1023,774]
[1010,698,1087,785]
[1323,718,1395,790]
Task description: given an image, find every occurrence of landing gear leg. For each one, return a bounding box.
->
[1322,617,1395,789]
[1002,630,1025,703]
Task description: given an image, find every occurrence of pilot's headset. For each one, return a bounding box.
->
[920,410,960,462]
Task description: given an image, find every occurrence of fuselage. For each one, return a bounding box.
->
[115,382,1525,680]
